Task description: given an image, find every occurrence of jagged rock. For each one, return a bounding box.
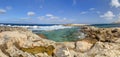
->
[0,49,8,57]
[35,53,51,57]
[56,42,75,49]
[1,26,120,57]
[81,26,120,43]
[84,42,120,57]
[75,41,93,52]
[54,46,71,57]
[0,27,55,57]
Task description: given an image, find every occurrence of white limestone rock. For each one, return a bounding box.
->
[0,31,55,57]
[75,41,93,52]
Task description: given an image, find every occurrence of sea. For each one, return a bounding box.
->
[0,23,120,42]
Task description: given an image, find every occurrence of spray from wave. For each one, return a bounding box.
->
[0,24,72,31]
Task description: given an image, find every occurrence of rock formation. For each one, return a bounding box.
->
[0,26,55,57]
[0,26,120,57]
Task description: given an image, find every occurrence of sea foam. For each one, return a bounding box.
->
[0,24,73,31]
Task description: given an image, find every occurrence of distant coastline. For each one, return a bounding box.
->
[0,23,120,28]
[63,24,89,26]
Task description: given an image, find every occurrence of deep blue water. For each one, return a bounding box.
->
[0,23,120,28]
[90,24,120,28]
[1,23,120,28]
[0,23,59,26]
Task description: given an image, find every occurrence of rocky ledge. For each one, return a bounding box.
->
[0,26,120,57]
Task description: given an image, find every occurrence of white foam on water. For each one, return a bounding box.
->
[0,24,73,31]
[29,25,73,31]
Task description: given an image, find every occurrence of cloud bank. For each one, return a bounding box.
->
[0,9,6,14]
[100,11,115,20]
[111,0,120,8]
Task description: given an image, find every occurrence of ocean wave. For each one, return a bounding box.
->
[29,25,72,31]
[0,24,73,31]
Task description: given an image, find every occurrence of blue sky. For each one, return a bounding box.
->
[0,0,120,24]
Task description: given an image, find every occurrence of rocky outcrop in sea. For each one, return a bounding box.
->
[0,26,120,57]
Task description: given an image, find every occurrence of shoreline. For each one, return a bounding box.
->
[0,26,120,57]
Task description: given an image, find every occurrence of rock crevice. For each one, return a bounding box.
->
[0,26,120,57]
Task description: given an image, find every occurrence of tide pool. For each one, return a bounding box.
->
[34,27,85,42]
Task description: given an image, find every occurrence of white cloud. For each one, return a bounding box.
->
[113,13,120,23]
[39,14,59,20]
[80,11,87,14]
[37,14,74,23]
[37,16,45,20]
[46,14,53,17]
[89,8,95,11]
[27,12,35,16]
[45,14,59,19]
[111,0,120,8]
[50,16,59,19]
[117,13,120,19]
[100,11,115,20]
[0,9,6,14]
[6,6,12,10]
[113,19,120,23]
[20,14,74,24]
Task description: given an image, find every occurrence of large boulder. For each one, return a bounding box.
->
[0,27,55,57]
[1,26,120,57]
[54,46,71,57]
[75,41,93,52]
[85,42,120,57]
[81,26,120,43]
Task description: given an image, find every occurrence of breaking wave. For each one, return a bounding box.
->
[0,24,73,31]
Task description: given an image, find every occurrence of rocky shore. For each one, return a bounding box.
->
[0,26,120,57]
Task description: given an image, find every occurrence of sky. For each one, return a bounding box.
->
[0,0,120,24]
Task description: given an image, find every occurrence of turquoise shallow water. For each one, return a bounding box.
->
[1,23,120,42]
[34,27,84,42]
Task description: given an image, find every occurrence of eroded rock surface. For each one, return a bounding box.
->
[0,27,55,57]
[0,26,120,57]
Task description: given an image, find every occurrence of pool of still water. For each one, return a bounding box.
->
[33,27,85,42]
